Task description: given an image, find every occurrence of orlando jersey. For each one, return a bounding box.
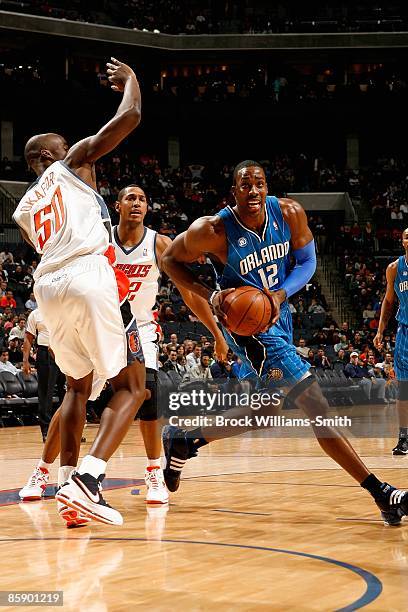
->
[13,161,110,280]
[112,226,160,326]
[217,196,291,293]
[395,256,408,326]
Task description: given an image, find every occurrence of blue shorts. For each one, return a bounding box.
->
[223,302,310,388]
[395,323,408,381]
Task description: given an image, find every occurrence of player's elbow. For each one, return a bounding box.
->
[120,106,141,130]
[161,252,173,276]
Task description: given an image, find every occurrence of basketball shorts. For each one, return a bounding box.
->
[395,323,408,381]
[223,302,310,388]
[35,254,127,399]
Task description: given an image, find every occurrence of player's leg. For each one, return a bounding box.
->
[392,326,408,454]
[139,368,168,504]
[57,359,146,525]
[290,375,408,525]
[35,345,52,442]
[393,382,408,455]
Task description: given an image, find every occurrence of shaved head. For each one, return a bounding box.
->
[24,133,69,175]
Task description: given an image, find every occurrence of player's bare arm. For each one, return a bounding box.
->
[374,260,398,349]
[22,331,35,376]
[161,216,226,300]
[65,58,141,188]
[159,232,228,359]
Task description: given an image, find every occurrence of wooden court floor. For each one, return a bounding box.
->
[1,422,408,611]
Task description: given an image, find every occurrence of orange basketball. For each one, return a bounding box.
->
[220,287,273,336]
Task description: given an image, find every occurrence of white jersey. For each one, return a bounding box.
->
[13,160,110,280]
[26,307,50,347]
[112,226,160,326]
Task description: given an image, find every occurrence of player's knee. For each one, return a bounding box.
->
[138,368,158,421]
[290,377,328,416]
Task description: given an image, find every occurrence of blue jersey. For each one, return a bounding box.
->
[216,196,310,386]
[217,196,291,292]
[395,256,408,326]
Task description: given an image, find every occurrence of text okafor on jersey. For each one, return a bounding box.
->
[13,161,110,280]
[112,226,160,326]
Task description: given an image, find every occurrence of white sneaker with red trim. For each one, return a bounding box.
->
[19,467,49,501]
[145,467,169,504]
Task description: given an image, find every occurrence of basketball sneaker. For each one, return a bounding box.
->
[19,467,49,501]
[392,438,408,455]
[162,425,197,492]
[57,501,92,529]
[145,466,169,504]
[374,482,408,526]
[55,472,123,526]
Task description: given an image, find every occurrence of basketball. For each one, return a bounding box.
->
[219,286,273,335]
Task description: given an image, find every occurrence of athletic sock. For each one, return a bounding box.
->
[78,455,107,479]
[360,473,386,499]
[399,427,408,439]
[189,428,209,451]
[147,458,161,468]
[58,465,75,486]
[37,459,52,472]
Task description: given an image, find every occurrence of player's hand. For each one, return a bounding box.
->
[22,361,31,376]
[106,57,136,92]
[261,288,285,331]
[373,332,383,350]
[214,334,229,361]
[211,289,235,329]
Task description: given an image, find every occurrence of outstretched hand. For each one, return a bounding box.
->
[106,57,136,92]
[211,288,235,329]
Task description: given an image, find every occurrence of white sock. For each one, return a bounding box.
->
[147,458,161,468]
[37,460,52,472]
[58,465,75,486]
[78,455,107,479]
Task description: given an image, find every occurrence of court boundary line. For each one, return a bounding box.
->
[0,537,382,611]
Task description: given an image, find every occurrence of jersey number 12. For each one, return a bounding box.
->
[258,264,278,289]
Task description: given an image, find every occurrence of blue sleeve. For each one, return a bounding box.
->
[281,240,317,299]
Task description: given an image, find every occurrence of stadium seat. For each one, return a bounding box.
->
[16,372,39,406]
[0,371,24,406]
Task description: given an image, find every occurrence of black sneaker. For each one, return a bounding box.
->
[56,472,123,525]
[374,482,408,526]
[162,426,197,492]
[392,438,408,456]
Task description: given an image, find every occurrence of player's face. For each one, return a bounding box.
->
[232,167,267,216]
[117,187,148,223]
[402,229,408,251]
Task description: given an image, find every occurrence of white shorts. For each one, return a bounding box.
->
[35,254,127,396]
[138,322,159,371]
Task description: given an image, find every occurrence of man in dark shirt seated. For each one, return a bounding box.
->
[344,351,387,403]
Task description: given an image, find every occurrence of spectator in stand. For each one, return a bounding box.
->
[362,303,376,322]
[314,348,331,370]
[176,305,190,322]
[344,352,387,403]
[0,249,14,265]
[296,338,310,359]
[306,349,316,366]
[25,292,38,311]
[0,290,16,309]
[169,333,178,345]
[0,349,19,375]
[186,344,201,369]
[162,348,180,373]
[211,359,234,379]
[9,318,26,341]
[184,354,213,381]
[176,356,188,376]
[159,304,176,322]
[7,337,23,365]
[334,334,348,353]
[308,298,326,314]
[333,348,347,366]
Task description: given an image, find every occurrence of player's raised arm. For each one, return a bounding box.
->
[374,261,398,349]
[65,58,141,167]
